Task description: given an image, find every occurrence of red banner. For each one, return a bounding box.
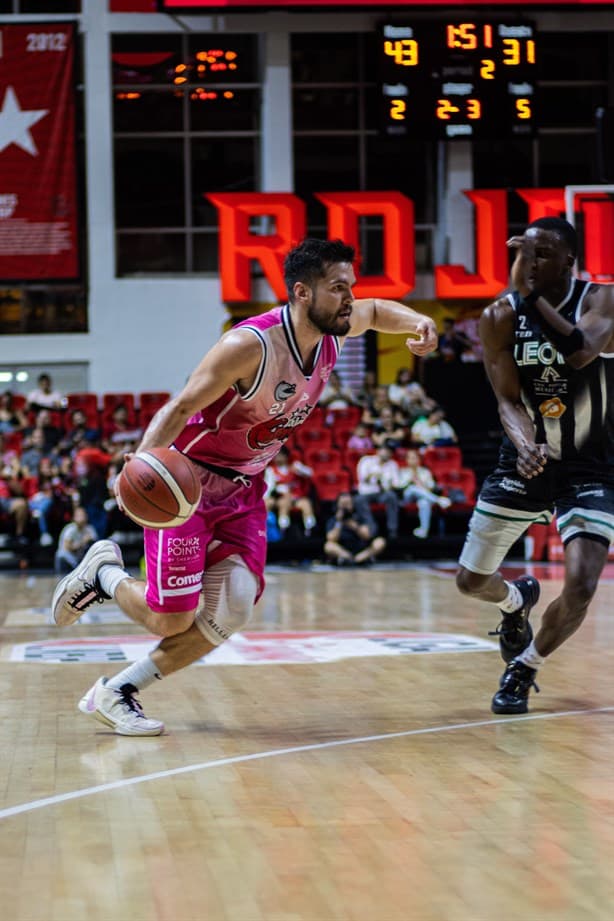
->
[0,24,79,280]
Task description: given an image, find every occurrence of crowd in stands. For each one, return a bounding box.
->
[0,374,169,566]
[0,361,478,568]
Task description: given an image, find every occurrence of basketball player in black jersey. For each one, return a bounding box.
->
[455,216,614,714]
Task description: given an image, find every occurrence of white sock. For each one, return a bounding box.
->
[304,514,316,531]
[499,580,524,613]
[98,564,131,598]
[516,640,545,670]
[106,656,162,691]
[278,515,290,530]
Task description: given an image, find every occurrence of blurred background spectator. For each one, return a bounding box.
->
[54,506,98,574]
[397,448,451,539]
[411,406,458,447]
[355,443,400,539]
[27,373,65,412]
[264,446,317,537]
[324,491,386,566]
[319,370,358,410]
[0,392,27,434]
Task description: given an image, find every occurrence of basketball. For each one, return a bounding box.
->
[117,448,201,529]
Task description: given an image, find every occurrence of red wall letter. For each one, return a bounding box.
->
[206,192,306,301]
[435,190,509,299]
[315,191,415,298]
[515,188,565,222]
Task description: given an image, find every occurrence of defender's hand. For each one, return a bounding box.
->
[406,317,438,356]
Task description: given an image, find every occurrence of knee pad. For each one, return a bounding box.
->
[195,554,258,646]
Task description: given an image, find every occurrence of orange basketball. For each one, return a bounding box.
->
[117,448,201,529]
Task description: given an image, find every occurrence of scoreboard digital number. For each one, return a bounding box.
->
[379,20,537,141]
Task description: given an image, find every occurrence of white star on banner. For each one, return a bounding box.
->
[0,86,49,156]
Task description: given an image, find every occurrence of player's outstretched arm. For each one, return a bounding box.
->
[348,297,438,356]
[480,301,547,479]
[136,330,262,453]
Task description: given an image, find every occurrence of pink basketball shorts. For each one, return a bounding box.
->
[143,467,267,614]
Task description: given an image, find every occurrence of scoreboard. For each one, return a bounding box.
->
[378,20,538,140]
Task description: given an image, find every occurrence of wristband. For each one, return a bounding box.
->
[525,301,585,357]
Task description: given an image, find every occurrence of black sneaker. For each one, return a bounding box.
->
[491,659,540,714]
[489,575,540,663]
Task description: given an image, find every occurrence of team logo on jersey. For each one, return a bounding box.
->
[319,363,333,382]
[248,405,314,448]
[274,381,296,402]
[539,396,566,418]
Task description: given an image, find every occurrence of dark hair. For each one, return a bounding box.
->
[527,217,577,257]
[283,238,355,300]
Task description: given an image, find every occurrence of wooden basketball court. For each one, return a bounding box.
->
[1,560,613,921]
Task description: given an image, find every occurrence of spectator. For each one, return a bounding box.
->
[74,443,112,539]
[102,403,142,456]
[346,422,374,453]
[20,429,54,477]
[0,465,30,546]
[28,475,57,547]
[355,443,400,539]
[60,408,101,455]
[361,384,392,426]
[397,449,452,538]
[0,391,27,433]
[23,408,64,453]
[371,405,408,450]
[411,406,458,447]
[27,372,64,411]
[387,367,416,412]
[264,446,317,536]
[318,370,357,410]
[0,432,21,472]
[324,491,386,566]
[355,370,378,408]
[403,381,438,424]
[436,317,475,363]
[55,506,98,574]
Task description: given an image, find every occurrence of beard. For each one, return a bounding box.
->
[307,297,352,336]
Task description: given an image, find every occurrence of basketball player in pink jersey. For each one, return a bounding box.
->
[51,238,437,735]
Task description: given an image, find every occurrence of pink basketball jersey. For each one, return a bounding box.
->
[173,304,341,474]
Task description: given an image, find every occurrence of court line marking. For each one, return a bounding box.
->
[1,706,613,822]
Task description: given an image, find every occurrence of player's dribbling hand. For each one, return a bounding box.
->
[113,452,135,513]
[406,318,438,356]
[516,442,548,479]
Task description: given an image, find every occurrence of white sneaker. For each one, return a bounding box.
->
[78,677,164,736]
[413,527,429,539]
[40,532,54,547]
[51,540,124,626]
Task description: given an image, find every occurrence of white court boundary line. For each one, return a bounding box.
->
[1,706,613,821]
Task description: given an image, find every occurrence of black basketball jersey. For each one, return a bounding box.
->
[504,278,614,479]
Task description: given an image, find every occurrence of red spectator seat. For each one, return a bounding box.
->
[303,447,343,470]
[11,394,27,411]
[66,392,100,428]
[326,405,362,427]
[138,391,170,426]
[438,468,477,506]
[102,392,137,425]
[300,406,325,430]
[422,445,462,478]
[312,469,352,502]
[343,448,375,486]
[2,431,23,453]
[295,425,333,452]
